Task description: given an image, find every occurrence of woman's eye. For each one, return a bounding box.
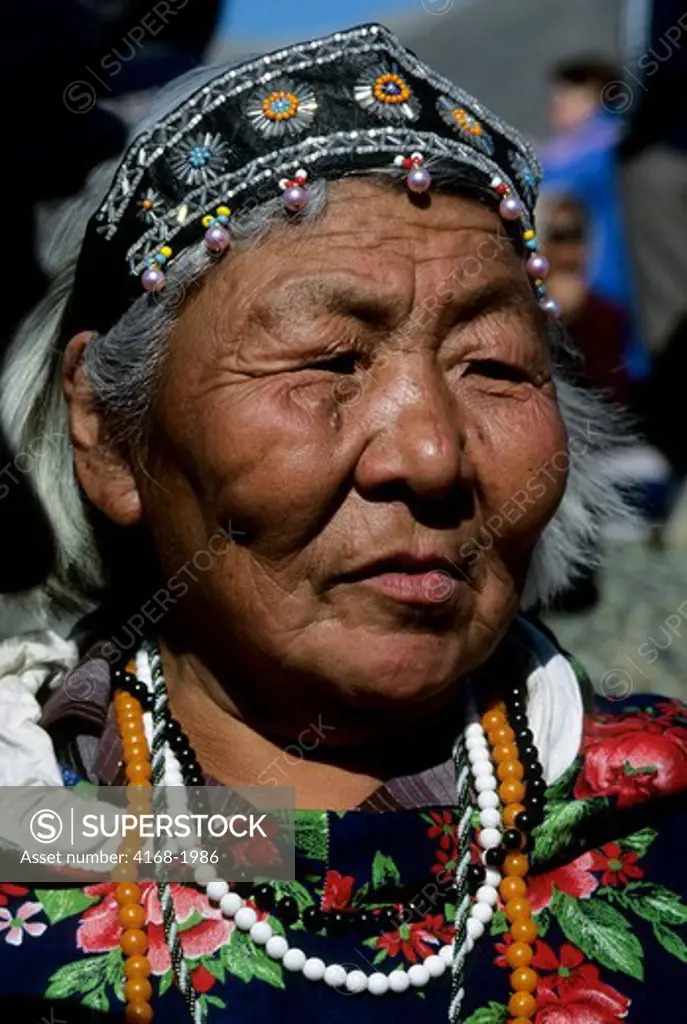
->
[464,359,530,383]
[303,352,359,374]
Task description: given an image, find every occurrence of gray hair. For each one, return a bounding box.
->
[0,69,630,628]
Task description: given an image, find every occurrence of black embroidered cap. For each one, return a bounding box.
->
[61,22,545,342]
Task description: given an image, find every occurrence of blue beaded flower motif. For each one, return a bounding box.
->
[508,151,538,205]
[354,63,419,123]
[245,80,318,139]
[436,96,494,155]
[168,132,230,187]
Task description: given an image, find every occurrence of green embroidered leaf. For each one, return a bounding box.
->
[351,881,371,907]
[619,827,658,857]
[621,883,687,927]
[463,1000,508,1023]
[251,949,285,989]
[294,810,328,862]
[221,929,284,988]
[535,907,551,937]
[372,948,388,965]
[177,908,204,932]
[372,852,401,890]
[653,923,687,963]
[158,969,175,996]
[33,887,98,925]
[105,947,125,1002]
[202,956,226,983]
[269,880,314,912]
[444,901,456,924]
[45,953,109,999]
[531,799,603,864]
[204,995,227,1009]
[490,910,508,936]
[81,985,109,1012]
[544,757,583,802]
[551,889,644,980]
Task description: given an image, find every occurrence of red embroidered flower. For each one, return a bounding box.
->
[190,964,216,993]
[377,913,454,963]
[78,882,231,975]
[575,712,687,808]
[430,846,457,882]
[0,884,28,907]
[536,941,631,1022]
[527,852,598,913]
[321,870,356,912]
[589,843,643,887]
[427,810,457,851]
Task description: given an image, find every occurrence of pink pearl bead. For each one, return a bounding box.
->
[141,266,166,292]
[204,224,231,253]
[499,196,523,221]
[526,253,550,279]
[407,166,431,193]
[540,296,561,317]
[282,186,310,212]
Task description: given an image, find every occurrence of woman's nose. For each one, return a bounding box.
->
[353,358,476,501]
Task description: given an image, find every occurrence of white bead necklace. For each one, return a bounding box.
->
[151,673,506,998]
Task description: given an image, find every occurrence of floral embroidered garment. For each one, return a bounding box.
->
[1,664,687,1021]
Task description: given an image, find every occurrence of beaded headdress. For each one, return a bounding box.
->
[61,22,552,342]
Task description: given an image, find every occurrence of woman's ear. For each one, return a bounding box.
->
[62,332,142,526]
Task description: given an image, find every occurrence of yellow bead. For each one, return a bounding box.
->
[499,779,526,804]
[511,966,538,992]
[126,760,152,783]
[115,882,141,906]
[506,896,532,922]
[481,708,505,731]
[508,990,537,1018]
[120,928,148,956]
[119,904,146,929]
[124,955,151,980]
[523,230,535,240]
[503,802,526,828]
[159,246,172,258]
[511,917,537,943]
[125,1002,153,1023]
[500,876,527,901]
[506,941,533,968]
[125,978,153,1003]
[497,760,524,782]
[201,215,213,227]
[504,852,529,877]
[216,205,230,216]
[488,725,515,746]
[493,743,518,763]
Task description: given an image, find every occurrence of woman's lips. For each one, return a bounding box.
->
[347,567,459,606]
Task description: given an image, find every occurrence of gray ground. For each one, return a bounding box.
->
[545,539,687,703]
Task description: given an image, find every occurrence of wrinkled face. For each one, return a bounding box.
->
[77,179,568,719]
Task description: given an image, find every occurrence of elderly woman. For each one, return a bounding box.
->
[0,22,686,1024]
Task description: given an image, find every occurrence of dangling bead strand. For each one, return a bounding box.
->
[394,152,432,193]
[113,689,154,1023]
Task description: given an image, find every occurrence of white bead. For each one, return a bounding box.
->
[465,722,483,739]
[324,964,347,988]
[465,935,475,953]
[408,964,430,988]
[479,808,501,829]
[345,969,368,994]
[219,892,243,917]
[471,901,493,925]
[466,735,488,752]
[193,863,217,886]
[266,935,289,961]
[485,867,502,888]
[476,884,499,906]
[439,943,454,964]
[478,827,501,849]
[466,916,484,940]
[250,921,273,945]
[472,759,494,778]
[206,879,229,902]
[477,790,500,809]
[474,775,497,793]
[282,948,306,972]
[388,969,410,992]
[234,906,258,931]
[424,954,446,978]
[367,972,390,996]
[302,957,326,981]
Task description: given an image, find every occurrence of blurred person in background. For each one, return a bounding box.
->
[541,56,649,390]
